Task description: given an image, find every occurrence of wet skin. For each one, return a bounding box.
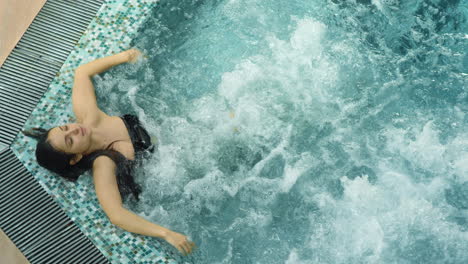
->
[47,123,94,164]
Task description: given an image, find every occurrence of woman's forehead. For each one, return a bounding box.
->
[48,126,66,151]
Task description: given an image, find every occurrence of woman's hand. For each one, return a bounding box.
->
[164,230,196,255]
[124,48,143,63]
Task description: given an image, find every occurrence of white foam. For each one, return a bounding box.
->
[218,17,337,111]
[385,121,447,173]
[453,153,468,181]
[290,19,325,58]
[221,239,234,264]
[443,132,468,181]
[371,0,385,13]
[92,1,468,261]
[280,152,316,193]
[219,59,263,101]
[285,249,310,264]
[183,169,228,213]
[306,168,465,263]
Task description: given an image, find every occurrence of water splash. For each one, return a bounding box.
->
[97,0,468,263]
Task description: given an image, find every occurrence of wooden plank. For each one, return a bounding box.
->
[0,228,30,264]
[0,0,47,68]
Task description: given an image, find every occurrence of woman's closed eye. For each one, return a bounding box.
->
[61,126,73,146]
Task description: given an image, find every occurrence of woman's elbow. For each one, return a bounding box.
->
[107,211,123,226]
[109,215,121,226]
[75,66,93,77]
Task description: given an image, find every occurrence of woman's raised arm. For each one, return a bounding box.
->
[76,50,133,77]
[72,49,140,124]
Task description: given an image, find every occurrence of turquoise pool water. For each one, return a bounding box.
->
[95,0,467,263]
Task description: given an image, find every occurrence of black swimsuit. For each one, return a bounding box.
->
[95,114,155,200]
[105,114,155,160]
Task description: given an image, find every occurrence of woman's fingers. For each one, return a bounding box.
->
[176,244,187,255]
[166,231,196,256]
[181,244,189,255]
[182,241,192,255]
[126,48,142,63]
[186,241,194,254]
[180,240,195,255]
[189,241,197,252]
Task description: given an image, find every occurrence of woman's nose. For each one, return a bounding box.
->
[67,127,80,136]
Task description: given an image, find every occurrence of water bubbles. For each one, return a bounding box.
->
[108,0,468,262]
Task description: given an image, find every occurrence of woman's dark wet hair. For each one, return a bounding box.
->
[22,127,142,201]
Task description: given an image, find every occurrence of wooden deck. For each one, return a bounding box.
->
[0,0,47,68]
[0,229,29,264]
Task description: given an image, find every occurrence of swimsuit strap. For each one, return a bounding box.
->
[106,139,125,150]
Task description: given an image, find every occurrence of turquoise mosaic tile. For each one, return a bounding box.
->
[10,0,188,263]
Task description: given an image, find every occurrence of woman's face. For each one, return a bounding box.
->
[47,123,92,154]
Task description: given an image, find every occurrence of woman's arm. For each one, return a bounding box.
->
[77,50,133,76]
[92,156,195,255]
[111,207,195,255]
[72,49,141,124]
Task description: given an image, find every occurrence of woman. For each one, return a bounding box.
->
[23,49,196,256]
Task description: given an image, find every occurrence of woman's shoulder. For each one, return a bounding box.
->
[92,155,117,170]
[91,150,130,171]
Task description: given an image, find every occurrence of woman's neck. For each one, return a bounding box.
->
[84,126,113,155]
